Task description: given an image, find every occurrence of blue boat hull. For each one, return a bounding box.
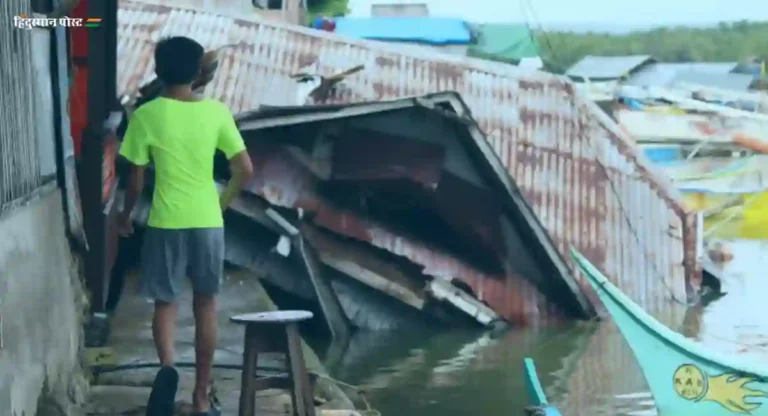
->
[572,249,768,415]
[523,357,563,415]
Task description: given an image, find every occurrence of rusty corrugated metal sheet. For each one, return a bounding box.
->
[117,1,699,320]
[245,142,560,324]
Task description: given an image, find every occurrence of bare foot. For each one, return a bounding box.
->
[192,387,209,413]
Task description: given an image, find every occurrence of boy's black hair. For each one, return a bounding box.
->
[154,36,204,86]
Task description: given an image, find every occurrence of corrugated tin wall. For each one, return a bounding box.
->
[0,1,42,209]
[116,2,699,321]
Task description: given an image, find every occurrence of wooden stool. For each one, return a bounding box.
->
[231,310,316,416]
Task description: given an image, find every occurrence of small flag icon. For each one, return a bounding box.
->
[85,18,101,28]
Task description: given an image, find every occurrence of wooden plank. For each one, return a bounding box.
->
[297,237,351,344]
[427,279,498,325]
[318,255,426,310]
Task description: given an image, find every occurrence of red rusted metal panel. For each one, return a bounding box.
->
[70,0,89,58]
[69,0,90,156]
[116,1,699,321]
[434,171,504,257]
[332,129,445,188]
[241,140,565,324]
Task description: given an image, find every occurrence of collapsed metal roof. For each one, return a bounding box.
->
[117,1,700,321]
[233,92,596,321]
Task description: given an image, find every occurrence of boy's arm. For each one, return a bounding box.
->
[217,107,253,210]
[118,114,150,234]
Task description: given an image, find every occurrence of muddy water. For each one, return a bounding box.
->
[325,240,768,416]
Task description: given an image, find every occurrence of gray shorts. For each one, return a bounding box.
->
[139,227,225,302]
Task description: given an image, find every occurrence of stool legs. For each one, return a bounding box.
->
[285,323,316,416]
[239,325,258,416]
[236,322,316,416]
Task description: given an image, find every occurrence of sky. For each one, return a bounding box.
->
[347,0,767,30]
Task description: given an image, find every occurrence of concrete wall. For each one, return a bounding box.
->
[0,186,86,416]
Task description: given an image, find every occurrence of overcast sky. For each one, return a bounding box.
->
[348,0,766,28]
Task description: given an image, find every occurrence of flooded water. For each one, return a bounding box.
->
[326,240,768,416]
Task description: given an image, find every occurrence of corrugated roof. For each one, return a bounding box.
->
[626,62,740,88]
[233,92,596,321]
[566,55,655,80]
[117,1,699,320]
[671,71,753,92]
[334,17,472,45]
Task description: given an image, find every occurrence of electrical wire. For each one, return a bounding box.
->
[520,0,565,71]
[591,153,693,306]
[515,0,694,306]
[91,361,382,415]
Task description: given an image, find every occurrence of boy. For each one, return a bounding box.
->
[117,36,253,415]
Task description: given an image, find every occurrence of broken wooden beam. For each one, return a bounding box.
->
[426,279,499,325]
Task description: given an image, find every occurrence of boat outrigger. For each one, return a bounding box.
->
[523,358,562,415]
[572,249,768,415]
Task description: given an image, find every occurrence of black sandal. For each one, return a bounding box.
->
[146,366,179,416]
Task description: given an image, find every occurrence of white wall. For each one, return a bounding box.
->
[0,2,87,414]
[0,187,87,416]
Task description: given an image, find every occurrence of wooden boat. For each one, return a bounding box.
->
[572,249,768,415]
[617,106,768,145]
[523,358,562,415]
[654,156,768,238]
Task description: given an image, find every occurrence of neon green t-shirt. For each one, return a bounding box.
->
[119,97,246,229]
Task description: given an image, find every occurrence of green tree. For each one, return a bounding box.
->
[537,21,768,71]
[307,0,348,21]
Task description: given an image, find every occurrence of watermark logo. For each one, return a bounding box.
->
[13,13,101,29]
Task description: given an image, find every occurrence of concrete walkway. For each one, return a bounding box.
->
[82,268,358,415]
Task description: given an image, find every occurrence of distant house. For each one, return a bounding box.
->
[123,0,308,25]
[626,62,754,92]
[251,0,307,25]
[370,2,428,17]
[468,23,542,68]
[334,17,473,56]
[565,55,656,82]
[348,1,430,17]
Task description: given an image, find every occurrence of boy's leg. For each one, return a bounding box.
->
[187,227,225,413]
[153,300,178,366]
[192,293,218,411]
[140,227,187,367]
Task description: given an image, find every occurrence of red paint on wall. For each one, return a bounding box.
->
[69,0,89,157]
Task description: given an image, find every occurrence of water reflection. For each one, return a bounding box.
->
[326,240,768,416]
[328,323,600,415]
[698,240,768,360]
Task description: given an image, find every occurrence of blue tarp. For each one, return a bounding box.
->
[643,147,683,164]
[333,17,472,45]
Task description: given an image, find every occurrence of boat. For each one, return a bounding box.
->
[571,249,768,415]
[523,357,562,415]
[616,98,768,145]
[654,156,768,239]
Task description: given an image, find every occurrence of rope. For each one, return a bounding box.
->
[315,374,382,416]
[91,361,382,415]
